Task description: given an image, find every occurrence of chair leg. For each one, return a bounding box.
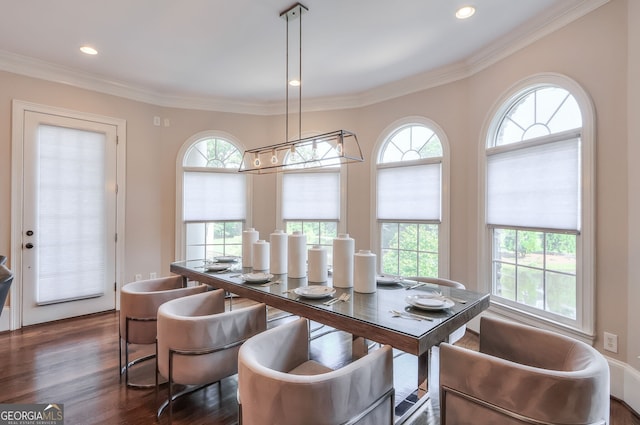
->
[158,350,209,424]
[118,336,123,382]
[122,317,156,389]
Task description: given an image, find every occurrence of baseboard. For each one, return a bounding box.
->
[607,356,640,415]
[0,306,10,331]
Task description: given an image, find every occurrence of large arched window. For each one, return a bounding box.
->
[481,74,595,340]
[278,139,345,263]
[374,118,449,278]
[176,132,249,261]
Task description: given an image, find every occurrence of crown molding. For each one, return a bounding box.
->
[0,50,275,115]
[330,0,611,110]
[0,0,610,115]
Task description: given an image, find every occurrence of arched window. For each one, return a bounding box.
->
[482,75,595,339]
[279,139,344,262]
[176,132,249,261]
[374,119,449,278]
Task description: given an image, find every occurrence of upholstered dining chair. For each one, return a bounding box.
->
[238,317,395,425]
[405,276,467,344]
[440,316,610,425]
[156,289,267,424]
[119,275,207,388]
[0,255,13,317]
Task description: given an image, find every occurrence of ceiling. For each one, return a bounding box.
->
[0,0,604,113]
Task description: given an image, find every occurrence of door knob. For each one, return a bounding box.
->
[25,243,34,249]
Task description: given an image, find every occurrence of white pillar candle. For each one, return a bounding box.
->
[252,240,270,271]
[308,245,328,283]
[332,233,354,288]
[242,228,259,268]
[354,250,376,293]
[269,229,288,274]
[288,231,307,278]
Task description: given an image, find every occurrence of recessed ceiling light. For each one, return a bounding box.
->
[80,46,98,55]
[456,6,476,19]
[289,79,301,87]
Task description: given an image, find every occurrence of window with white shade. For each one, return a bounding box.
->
[375,120,448,278]
[178,134,247,261]
[482,77,595,340]
[280,140,343,262]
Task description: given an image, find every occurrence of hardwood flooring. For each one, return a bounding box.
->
[0,305,638,425]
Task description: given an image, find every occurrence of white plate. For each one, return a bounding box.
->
[406,294,455,311]
[204,263,230,272]
[376,275,401,285]
[215,256,239,263]
[241,272,273,283]
[293,286,336,299]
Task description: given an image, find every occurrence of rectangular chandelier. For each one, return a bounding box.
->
[238,130,363,174]
[237,3,363,174]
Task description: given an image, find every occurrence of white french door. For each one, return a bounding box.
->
[21,111,118,325]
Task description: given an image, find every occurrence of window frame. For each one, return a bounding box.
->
[478,73,596,343]
[371,116,450,278]
[175,130,252,261]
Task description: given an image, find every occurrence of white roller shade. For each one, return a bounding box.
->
[377,163,441,220]
[37,125,107,303]
[282,172,340,220]
[487,138,580,230]
[183,171,246,221]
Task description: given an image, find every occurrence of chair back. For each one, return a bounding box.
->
[239,318,394,425]
[405,276,465,289]
[440,316,610,425]
[157,289,267,386]
[119,275,206,344]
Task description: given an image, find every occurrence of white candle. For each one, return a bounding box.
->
[242,228,259,268]
[252,240,270,271]
[269,229,288,274]
[288,231,307,278]
[308,245,328,283]
[333,233,354,288]
[354,250,376,293]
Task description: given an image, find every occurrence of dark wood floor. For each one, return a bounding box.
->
[0,304,638,425]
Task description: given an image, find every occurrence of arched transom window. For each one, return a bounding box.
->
[376,122,447,278]
[180,135,247,261]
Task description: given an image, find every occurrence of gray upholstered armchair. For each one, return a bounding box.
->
[156,289,267,424]
[439,316,610,425]
[119,275,207,387]
[238,317,395,425]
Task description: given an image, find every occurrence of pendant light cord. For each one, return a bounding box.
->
[298,8,302,142]
[285,13,289,144]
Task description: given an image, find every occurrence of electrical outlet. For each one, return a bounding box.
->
[604,332,618,353]
[149,272,157,279]
[134,274,142,281]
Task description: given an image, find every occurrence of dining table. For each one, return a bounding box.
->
[170,259,490,424]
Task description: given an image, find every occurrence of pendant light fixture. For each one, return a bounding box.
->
[238,3,363,174]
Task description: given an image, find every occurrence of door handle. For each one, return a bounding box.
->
[25,243,34,249]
